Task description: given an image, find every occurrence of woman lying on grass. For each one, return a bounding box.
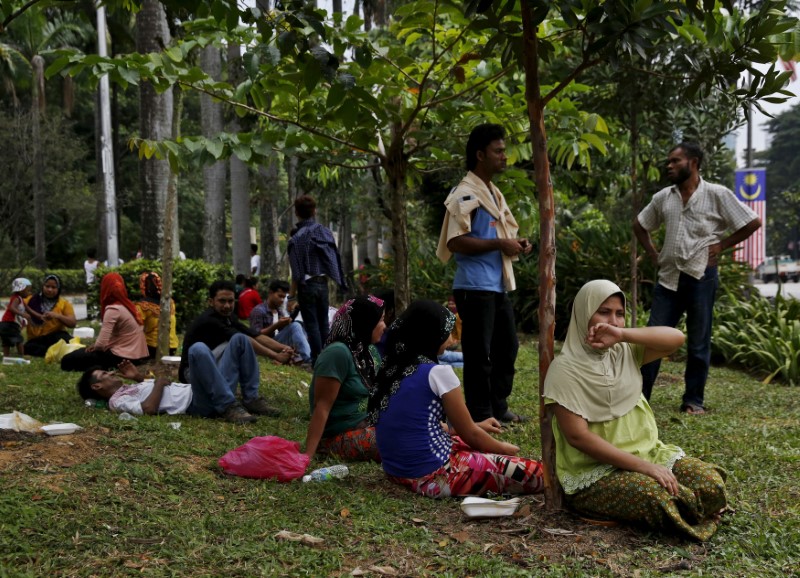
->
[543,279,727,540]
[369,300,543,498]
[304,295,386,462]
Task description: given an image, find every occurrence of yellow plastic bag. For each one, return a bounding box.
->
[45,338,86,364]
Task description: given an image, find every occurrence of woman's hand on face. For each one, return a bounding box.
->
[475,417,504,434]
[641,463,679,496]
[586,323,623,350]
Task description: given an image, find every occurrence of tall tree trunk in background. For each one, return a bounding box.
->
[31,54,46,269]
[228,43,251,276]
[521,0,561,510]
[94,89,107,262]
[332,0,342,15]
[630,103,640,327]
[158,89,182,358]
[285,155,299,239]
[136,0,172,259]
[338,200,353,298]
[200,44,226,263]
[258,155,283,278]
[383,121,410,313]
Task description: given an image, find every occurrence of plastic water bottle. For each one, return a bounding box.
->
[302,464,349,483]
[84,399,108,409]
[2,357,30,365]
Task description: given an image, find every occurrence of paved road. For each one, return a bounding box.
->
[754,281,800,300]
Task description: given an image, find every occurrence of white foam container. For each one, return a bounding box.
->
[73,327,95,339]
[41,423,83,436]
[460,496,521,518]
[161,356,181,365]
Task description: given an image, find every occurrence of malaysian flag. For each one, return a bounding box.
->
[734,168,766,270]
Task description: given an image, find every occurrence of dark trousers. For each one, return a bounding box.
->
[453,289,519,421]
[641,266,719,408]
[298,278,330,362]
[25,331,72,357]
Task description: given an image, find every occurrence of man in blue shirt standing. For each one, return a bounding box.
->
[287,195,348,362]
[437,124,532,424]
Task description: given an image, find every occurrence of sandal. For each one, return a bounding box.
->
[498,410,529,424]
[680,404,706,415]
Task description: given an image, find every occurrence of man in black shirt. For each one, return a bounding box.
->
[179,280,290,423]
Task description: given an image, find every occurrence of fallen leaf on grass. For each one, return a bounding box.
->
[300,381,309,388]
[516,504,532,517]
[438,539,449,547]
[340,508,351,518]
[542,528,578,536]
[351,568,367,576]
[450,531,470,543]
[368,565,398,575]
[274,530,325,546]
[410,517,426,524]
[296,390,303,397]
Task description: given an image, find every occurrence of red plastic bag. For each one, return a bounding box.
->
[218,436,310,481]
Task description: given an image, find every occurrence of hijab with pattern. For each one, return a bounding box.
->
[325,295,384,393]
[368,299,455,423]
[137,271,174,316]
[542,279,642,422]
[99,272,143,325]
[27,274,62,325]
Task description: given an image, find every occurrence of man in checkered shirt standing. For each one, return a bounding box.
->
[634,142,761,415]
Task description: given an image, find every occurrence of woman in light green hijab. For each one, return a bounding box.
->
[543,279,728,541]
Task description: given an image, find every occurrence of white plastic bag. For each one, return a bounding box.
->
[0,411,44,432]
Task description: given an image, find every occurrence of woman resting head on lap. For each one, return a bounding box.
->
[60,272,149,372]
[543,279,727,541]
[304,295,386,462]
[369,300,544,498]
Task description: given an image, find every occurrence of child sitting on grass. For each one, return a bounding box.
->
[1,278,33,357]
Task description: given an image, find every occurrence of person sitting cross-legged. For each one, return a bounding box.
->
[76,346,263,424]
[249,279,312,366]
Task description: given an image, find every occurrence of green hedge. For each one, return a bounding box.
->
[87,259,233,331]
[0,268,87,295]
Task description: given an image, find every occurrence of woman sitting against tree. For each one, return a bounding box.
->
[24,274,77,357]
[304,295,385,462]
[61,272,149,372]
[370,300,544,498]
[543,279,727,540]
[135,271,178,358]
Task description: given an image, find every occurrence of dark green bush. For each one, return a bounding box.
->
[1,268,87,294]
[88,259,232,331]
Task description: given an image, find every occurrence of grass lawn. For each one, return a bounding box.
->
[1,336,798,577]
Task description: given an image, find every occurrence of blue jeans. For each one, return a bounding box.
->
[641,267,719,409]
[185,333,260,417]
[275,321,312,362]
[298,278,329,361]
[453,289,519,421]
[438,350,464,368]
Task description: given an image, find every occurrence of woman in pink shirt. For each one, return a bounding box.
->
[61,273,149,371]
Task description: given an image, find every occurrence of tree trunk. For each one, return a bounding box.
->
[136,0,173,259]
[257,154,283,278]
[228,43,251,276]
[158,89,182,358]
[200,44,227,264]
[384,123,410,313]
[522,0,562,511]
[32,54,46,269]
[630,103,640,327]
[285,154,300,239]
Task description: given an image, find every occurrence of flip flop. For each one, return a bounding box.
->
[680,404,706,415]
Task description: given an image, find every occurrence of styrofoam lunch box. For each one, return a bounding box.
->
[41,423,83,436]
[460,496,521,518]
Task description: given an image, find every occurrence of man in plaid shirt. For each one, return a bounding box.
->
[634,142,761,415]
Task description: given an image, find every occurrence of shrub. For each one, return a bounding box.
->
[712,291,800,386]
[0,268,87,295]
[88,259,232,331]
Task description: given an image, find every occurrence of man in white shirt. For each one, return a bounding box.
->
[250,243,261,275]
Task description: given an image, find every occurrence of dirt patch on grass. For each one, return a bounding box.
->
[0,429,106,473]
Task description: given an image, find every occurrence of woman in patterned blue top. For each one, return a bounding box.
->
[369,300,544,498]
